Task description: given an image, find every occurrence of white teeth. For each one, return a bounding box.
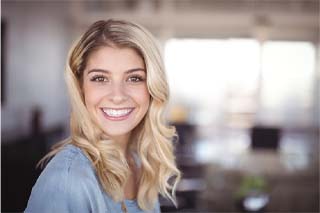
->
[102,108,132,117]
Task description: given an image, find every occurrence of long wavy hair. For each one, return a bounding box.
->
[40,19,181,210]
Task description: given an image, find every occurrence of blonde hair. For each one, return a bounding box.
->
[40,20,181,210]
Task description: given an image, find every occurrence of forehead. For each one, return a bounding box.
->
[85,46,145,72]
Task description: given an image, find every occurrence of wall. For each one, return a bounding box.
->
[2,1,74,142]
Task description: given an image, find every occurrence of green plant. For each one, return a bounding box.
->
[235,175,268,199]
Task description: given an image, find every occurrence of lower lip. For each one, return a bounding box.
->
[101,109,134,121]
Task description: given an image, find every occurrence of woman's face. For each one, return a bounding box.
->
[82,46,150,141]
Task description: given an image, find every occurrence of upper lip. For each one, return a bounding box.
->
[101,107,134,110]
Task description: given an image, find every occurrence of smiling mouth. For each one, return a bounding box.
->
[101,108,134,119]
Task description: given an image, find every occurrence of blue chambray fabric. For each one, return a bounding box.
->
[25,144,160,213]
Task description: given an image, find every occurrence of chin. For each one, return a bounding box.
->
[101,126,132,138]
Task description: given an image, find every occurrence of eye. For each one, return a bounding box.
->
[127,75,145,83]
[90,75,108,82]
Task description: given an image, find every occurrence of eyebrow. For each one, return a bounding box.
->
[87,68,146,75]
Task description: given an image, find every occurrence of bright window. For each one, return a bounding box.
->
[165,39,260,125]
[164,39,316,127]
[259,41,316,126]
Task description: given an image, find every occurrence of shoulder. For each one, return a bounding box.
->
[49,144,97,186]
[49,144,92,170]
[37,144,95,189]
[25,144,104,213]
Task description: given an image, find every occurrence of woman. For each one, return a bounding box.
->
[25,19,180,213]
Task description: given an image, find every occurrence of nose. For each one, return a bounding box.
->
[108,82,128,104]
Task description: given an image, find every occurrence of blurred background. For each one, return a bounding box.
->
[1,0,319,212]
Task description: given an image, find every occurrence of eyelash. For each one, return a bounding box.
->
[127,75,145,82]
[89,75,145,83]
[90,75,108,82]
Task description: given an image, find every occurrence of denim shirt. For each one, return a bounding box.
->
[25,144,161,213]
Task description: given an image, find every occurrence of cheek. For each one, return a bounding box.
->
[83,86,104,109]
[138,88,151,109]
[128,87,150,108]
